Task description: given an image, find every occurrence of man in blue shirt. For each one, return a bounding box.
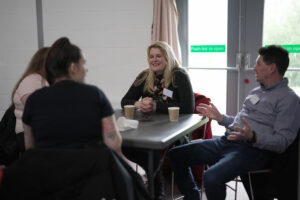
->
[168,45,300,200]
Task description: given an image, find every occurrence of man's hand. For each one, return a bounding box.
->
[228,118,254,141]
[196,103,223,122]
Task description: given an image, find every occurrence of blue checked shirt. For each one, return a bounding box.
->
[220,78,300,153]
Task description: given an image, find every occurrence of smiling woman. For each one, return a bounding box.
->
[120,41,195,200]
[148,47,167,75]
[121,41,194,114]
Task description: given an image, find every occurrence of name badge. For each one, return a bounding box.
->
[250,94,260,105]
[163,88,173,98]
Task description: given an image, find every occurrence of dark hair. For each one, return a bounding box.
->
[11,47,50,102]
[258,45,289,76]
[46,37,81,84]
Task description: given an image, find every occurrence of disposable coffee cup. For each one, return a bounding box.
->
[168,107,180,121]
[124,105,135,119]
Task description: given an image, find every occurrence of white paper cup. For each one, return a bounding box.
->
[168,107,180,121]
[124,105,135,119]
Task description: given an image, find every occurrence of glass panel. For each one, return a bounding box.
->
[188,0,228,68]
[188,69,226,136]
[263,0,300,96]
[188,0,228,136]
[285,71,300,95]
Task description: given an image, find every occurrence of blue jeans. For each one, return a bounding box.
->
[168,135,274,200]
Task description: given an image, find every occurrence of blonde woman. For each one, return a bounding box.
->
[121,41,194,200]
[121,41,194,114]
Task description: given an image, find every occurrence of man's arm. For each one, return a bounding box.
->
[254,97,300,153]
[197,102,236,129]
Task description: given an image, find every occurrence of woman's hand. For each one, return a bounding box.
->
[196,103,223,122]
[140,97,155,113]
[134,101,142,109]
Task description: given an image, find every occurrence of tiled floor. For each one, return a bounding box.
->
[164,175,250,200]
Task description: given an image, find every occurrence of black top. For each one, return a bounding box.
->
[23,80,113,148]
[121,68,195,114]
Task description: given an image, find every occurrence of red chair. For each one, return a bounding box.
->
[190,93,213,185]
[169,93,213,199]
[162,93,213,183]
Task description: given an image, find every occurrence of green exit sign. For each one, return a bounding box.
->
[266,44,300,53]
[191,45,226,53]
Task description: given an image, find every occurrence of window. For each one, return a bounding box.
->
[177,0,300,136]
[263,0,300,95]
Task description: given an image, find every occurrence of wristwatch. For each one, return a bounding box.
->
[248,131,257,144]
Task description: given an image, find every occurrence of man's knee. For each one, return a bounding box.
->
[168,145,188,169]
[203,170,219,188]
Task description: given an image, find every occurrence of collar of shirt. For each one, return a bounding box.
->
[260,78,288,91]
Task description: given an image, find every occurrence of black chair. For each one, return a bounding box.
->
[211,128,299,200]
[0,105,23,166]
[0,142,152,200]
[241,129,300,200]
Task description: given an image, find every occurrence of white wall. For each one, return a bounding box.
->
[0,0,153,117]
[0,0,38,117]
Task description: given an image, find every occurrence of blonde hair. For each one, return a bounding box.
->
[11,47,50,102]
[134,41,180,94]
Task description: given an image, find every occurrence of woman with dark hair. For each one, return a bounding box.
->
[0,38,151,200]
[22,37,134,165]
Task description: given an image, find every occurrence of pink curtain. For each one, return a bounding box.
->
[152,0,182,63]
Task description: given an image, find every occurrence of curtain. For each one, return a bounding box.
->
[152,0,182,63]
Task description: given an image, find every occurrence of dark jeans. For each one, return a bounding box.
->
[168,135,274,200]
